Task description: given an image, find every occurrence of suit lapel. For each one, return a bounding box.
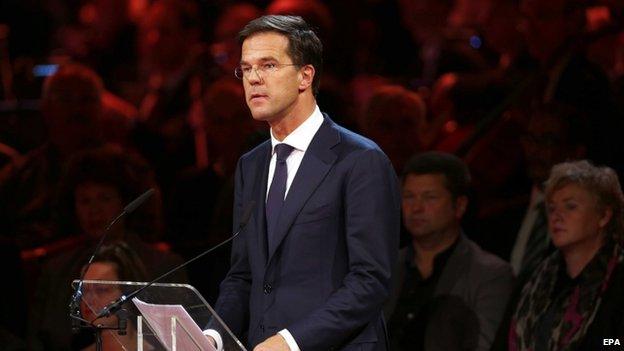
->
[266,117,340,262]
[434,235,471,296]
[253,142,271,265]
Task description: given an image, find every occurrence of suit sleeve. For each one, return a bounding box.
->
[211,157,252,337]
[474,262,514,351]
[288,148,401,350]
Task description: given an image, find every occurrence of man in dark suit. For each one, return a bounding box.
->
[384,152,513,351]
[204,15,400,351]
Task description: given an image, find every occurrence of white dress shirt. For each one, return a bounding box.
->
[267,105,324,200]
[204,106,324,351]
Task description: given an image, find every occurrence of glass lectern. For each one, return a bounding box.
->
[72,280,246,351]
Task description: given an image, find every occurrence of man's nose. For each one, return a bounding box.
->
[410,199,425,213]
[246,67,263,84]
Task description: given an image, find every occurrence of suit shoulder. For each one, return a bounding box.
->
[239,139,270,164]
[329,122,392,166]
[465,238,513,278]
[334,124,381,152]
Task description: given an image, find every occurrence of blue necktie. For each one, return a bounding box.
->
[266,143,294,253]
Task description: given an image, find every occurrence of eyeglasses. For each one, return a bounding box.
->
[234,62,298,80]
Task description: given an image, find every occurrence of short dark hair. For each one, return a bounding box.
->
[402,151,471,199]
[92,242,149,282]
[57,145,163,241]
[238,15,323,95]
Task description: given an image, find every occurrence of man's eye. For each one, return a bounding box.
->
[241,66,252,73]
[263,63,277,70]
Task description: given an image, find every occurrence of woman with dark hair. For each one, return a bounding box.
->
[29,146,187,351]
[495,160,624,350]
[56,144,161,242]
[79,243,149,351]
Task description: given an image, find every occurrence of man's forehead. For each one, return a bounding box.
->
[241,32,290,60]
[403,173,448,190]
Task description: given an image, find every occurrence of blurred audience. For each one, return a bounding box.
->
[28,146,186,351]
[136,0,203,102]
[362,85,428,172]
[210,3,262,78]
[56,0,138,95]
[398,0,488,87]
[493,160,624,350]
[519,0,622,171]
[132,0,208,194]
[509,103,589,279]
[0,63,105,248]
[385,152,513,351]
[169,77,262,303]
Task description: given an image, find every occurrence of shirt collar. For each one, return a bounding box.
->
[270,105,324,154]
[405,234,460,270]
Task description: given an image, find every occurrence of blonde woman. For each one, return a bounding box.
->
[500,160,624,350]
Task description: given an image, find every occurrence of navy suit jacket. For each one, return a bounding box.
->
[213,115,401,350]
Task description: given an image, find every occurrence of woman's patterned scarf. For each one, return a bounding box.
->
[508,241,623,350]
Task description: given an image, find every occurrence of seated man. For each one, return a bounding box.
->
[385,151,514,351]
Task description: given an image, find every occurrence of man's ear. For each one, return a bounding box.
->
[455,195,468,219]
[298,65,315,91]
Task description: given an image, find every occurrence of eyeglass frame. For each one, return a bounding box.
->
[234,61,300,80]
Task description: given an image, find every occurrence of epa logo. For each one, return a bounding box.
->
[604,339,621,346]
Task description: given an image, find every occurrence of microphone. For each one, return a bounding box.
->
[69,188,156,328]
[124,188,155,214]
[93,200,256,321]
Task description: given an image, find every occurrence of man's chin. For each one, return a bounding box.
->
[249,109,272,122]
[407,228,431,238]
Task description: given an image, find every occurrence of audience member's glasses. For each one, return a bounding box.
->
[234,62,298,80]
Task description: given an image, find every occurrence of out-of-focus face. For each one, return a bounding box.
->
[212,4,260,74]
[547,183,611,252]
[75,182,124,238]
[398,0,451,42]
[402,174,465,240]
[519,0,569,62]
[521,113,581,185]
[138,2,193,72]
[367,110,423,172]
[80,262,122,323]
[481,2,523,55]
[79,0,129,49]
[240,32,303,123]
[43,79,102,153]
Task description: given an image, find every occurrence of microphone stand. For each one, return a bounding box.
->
[68,189,155,350]
[90,201,257,323]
